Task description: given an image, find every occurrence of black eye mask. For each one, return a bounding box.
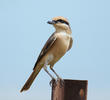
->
[54,19,69,25]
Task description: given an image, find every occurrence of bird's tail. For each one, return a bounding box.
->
[20,66,42,92]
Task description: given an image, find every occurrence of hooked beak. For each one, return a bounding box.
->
[47,20,56,24]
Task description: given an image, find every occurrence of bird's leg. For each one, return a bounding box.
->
[50,67,64,87]
[50,67,61,79]
[43,65,56,86]
[43,65,55,79]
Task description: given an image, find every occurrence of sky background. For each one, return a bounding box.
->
[0,0,110,100]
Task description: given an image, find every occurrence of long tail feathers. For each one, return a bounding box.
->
[20,66,42,92]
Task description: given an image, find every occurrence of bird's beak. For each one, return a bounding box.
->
[47,20,56,24]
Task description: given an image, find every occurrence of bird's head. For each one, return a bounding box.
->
[47,16,72,34]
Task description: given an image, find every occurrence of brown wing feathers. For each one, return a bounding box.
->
[33,33,56,70]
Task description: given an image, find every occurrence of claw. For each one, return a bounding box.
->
[49,78,56,87]
[57,78,64,87]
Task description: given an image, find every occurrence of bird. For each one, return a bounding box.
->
[20,16,73,92]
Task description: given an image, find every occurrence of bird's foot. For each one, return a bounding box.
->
[49,78,57,87]
[49,78,64,88]
[57,77,64,87]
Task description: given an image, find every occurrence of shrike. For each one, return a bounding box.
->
[20,16,73,92]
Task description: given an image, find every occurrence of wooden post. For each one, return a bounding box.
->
[51,79,88,100]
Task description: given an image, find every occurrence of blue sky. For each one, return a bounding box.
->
[0,0,110,100]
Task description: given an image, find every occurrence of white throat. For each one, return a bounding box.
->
[59,31,71,37]
[55,26,72,35]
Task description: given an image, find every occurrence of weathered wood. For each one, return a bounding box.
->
[51,79,88,100]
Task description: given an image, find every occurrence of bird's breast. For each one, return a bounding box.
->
[57,32,71,50]
[48,32,71,64]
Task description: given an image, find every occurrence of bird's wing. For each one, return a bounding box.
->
[67,37,73,51]
[33,33,57,70]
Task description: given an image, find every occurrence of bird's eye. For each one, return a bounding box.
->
[56,19,69,25]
